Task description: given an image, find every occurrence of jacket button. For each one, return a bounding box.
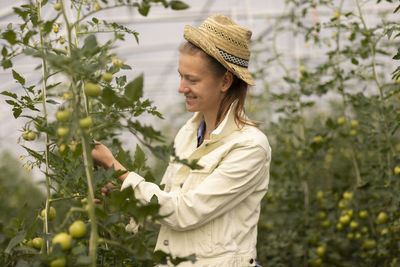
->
[249,258,254,264]
[163,240,169,246]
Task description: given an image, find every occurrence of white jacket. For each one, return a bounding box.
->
[121,103,271,266]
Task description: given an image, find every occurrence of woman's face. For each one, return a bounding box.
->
[178,52,228,116]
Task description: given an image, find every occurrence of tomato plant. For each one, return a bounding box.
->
[0,0,191,266]
[250,0,400,266]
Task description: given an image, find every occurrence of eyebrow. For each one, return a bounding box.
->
[177,69,199,80]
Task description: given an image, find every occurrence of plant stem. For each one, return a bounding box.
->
[333,0,362,187]
[61,1,98,265]
[35,0,51,254]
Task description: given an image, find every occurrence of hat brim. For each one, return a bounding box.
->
[184,25,255,86]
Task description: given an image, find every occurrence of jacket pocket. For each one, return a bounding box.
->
[183,159,216,192]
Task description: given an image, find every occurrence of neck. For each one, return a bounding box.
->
[203,113,216,139]
[202,107,228,139]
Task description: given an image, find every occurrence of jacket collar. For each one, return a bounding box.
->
[186,100,240,142]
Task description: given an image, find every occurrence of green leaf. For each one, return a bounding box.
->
[2,46,8,57]
[283,76,296,84]
[72,245,87,256]
[2,59,12,69]
[124,74,143,101]
[23,30,35,45]
[101,87,117,106]
[393,48,400,60]
[1,91,17,99]
[134,144,146,169]
[46,99,59,105]
[13,7,29,21]
[394,4,400,13]
[82,35,100,57]
[13,107,22,118]
[351,58,359,65]
[2,30,17,45]
[25,218,40,240]
[5,231,26,254]
[12,69,25,85]
[120,64,132,70]
[76,256,92,265]
[5,99,19,107]
[170,1,189,10]
[138,2,150,16]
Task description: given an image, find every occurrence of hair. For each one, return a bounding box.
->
[179,41,254,129]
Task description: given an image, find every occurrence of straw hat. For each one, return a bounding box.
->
[184,14,255,86]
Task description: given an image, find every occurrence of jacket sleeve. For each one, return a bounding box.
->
[121,143,270,231]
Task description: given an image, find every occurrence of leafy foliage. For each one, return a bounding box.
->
[0,0,190,266]
[251,0,400,266]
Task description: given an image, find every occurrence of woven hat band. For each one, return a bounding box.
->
[217,48,249,68]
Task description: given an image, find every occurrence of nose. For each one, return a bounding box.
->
[178,80,189,94]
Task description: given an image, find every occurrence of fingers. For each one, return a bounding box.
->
[101,182,118,196]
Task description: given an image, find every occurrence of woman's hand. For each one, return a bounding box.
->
[91,141,115,169]
[91,141,129,182]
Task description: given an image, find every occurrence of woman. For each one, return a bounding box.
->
[92,14,271,267]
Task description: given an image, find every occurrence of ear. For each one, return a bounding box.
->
[221,72,233,93]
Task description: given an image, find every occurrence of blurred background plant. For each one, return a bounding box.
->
[250,0,400,266]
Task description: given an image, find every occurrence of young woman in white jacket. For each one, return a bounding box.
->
[92,14,271,267]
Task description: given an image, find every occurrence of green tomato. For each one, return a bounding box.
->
[102,72,113,82]
[57,127,70,137]
[316,244,326,257]
[41,206,56,220]
[376,211,388,224]
[27,131,36,141]
[69,220,87,238]
[342,191,353,200]
[50,257,66,267]
[316,190,324,200]
[84,82,101,97]
[54,3,62,11]
[395,166,400,175]
[317,211,327,219]
[79,116,93,128]
[52,232,72,250]
[349,220,359,230]
[355,232,362,240]
[381,228,389,235]
[321,220,330,228]
[337,116,345,125]
[347,233,354,240]
[56,110,70,122]
[22,130,29,140]
[26,240,34,248]
[338,199,348,209]
[313,135,323,144]
[32,237,43,249]
[339,214,350,225]
[362,239,376,250]
[359,210,368,219]
[310,258,322,267]
[361,226,368,234]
